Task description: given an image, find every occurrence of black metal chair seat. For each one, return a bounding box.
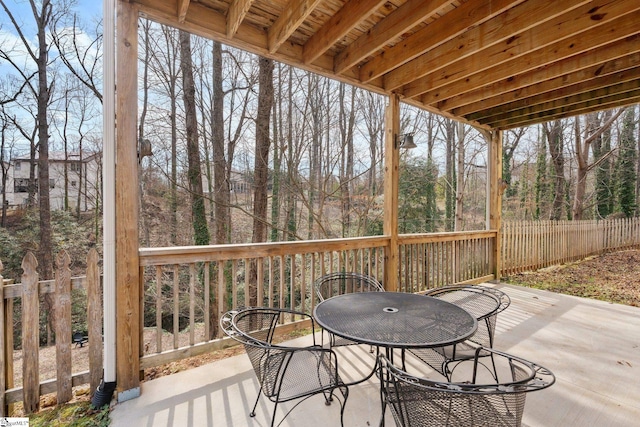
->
[220,307,349,427]
[380,347,555,427]
[408,285,510,380]
[314,272,384,348]
[72,331,88,348]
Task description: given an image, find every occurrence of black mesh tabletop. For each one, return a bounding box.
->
[313,292,477,349]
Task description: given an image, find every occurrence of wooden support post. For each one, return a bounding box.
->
[383,94,400,291]
[488,129,503,280]
[116,0,141,398]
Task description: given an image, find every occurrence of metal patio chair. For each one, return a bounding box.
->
[220,307,349,427]
[408,285,510,380]
[379,347,555,427]
[314,272,384,349]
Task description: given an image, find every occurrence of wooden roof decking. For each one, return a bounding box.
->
[131,0,640,129]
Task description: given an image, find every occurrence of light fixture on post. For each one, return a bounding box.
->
[395,132,417,150]
[138,138,153,162]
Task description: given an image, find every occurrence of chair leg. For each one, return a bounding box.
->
[338,386,349,427]
[269,401,279,427]
[250,385,263,417]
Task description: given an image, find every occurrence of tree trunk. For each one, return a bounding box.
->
[455,122,465,231]
[33,0,55,345]
[534,125,548,220]
[180,30,210,245]
[211,41,230,245]
[546,120,566,220]
[270,63,283,242]
[444,119,456,231]
[249,56,274,306]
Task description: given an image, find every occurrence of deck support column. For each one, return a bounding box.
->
[487,129,503,281]
[383,94,400,291]
[115,0,141,399]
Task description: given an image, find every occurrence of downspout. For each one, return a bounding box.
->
[92,0,117,408]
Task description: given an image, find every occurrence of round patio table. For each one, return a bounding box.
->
[313,292,477,350]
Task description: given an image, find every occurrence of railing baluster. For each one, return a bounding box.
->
[155,266,162,353]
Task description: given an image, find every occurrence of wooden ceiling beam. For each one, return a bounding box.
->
[134,0,387,95]
[359,0,523,83]
[177,0,190,23]
[402,0,639,100]
[227,0,254,38]
[464,55,640,121]
[302,0,386,65]
[454,52,640,118]
[382,0,588,91]
[477,74,640,125]
[333,0,450,74]
[268,0,322,54]
[489,89,640,130]
[420,11,640,110]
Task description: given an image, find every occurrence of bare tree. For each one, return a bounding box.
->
[545,120,567,220]
[249,56,274,306]
[572,109,624,220]
[0,106,15,226]
[179,30,209,245]
[454,122,468,230]
[52,11,103,102]
[146,24,182,244]
[1,0,60,351]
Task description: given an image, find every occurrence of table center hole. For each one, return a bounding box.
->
[383,307,399,313]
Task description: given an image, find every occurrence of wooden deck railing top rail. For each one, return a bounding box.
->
[138,235,391,266]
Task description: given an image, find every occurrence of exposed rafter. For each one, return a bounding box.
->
[226,0,254,38]
[358,0,524,83]
[268,0,322,54]
[333,0,450,74]
[405,0,640,100]
[129,0,640,130]
[302,0,387,65]
[384,0,589,92]
[177,0,190,23]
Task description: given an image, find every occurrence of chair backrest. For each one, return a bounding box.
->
[379,349,554,427]
[314,272,384,302]
[220,307,338,401]
[426,285,510,347]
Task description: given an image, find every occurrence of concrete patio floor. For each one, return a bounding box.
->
[110,283,640,426]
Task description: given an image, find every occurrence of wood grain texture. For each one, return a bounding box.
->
[55,251,72,404]
[86,249,103,395]
[21,252,39,414]
[116,0,141,393]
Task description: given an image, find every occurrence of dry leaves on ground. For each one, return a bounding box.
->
[504,249,640,307]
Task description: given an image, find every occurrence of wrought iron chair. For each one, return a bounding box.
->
[379,348,555,427]
[408,285,510,380]
[220,307,349,427]
[314,272,384,348]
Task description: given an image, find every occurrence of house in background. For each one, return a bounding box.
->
[9,151,101,212]
[1,159,12,207]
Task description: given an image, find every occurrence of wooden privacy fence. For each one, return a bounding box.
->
[0,249,102,416]
[501,218,640,276]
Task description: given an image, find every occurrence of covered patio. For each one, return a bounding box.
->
[103,0,640,412]
[109,283,640,426]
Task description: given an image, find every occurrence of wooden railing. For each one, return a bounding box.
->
[138,236,389,369]
[398,230,497,293]
[0,250,102,416]
[500,218,640,276]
